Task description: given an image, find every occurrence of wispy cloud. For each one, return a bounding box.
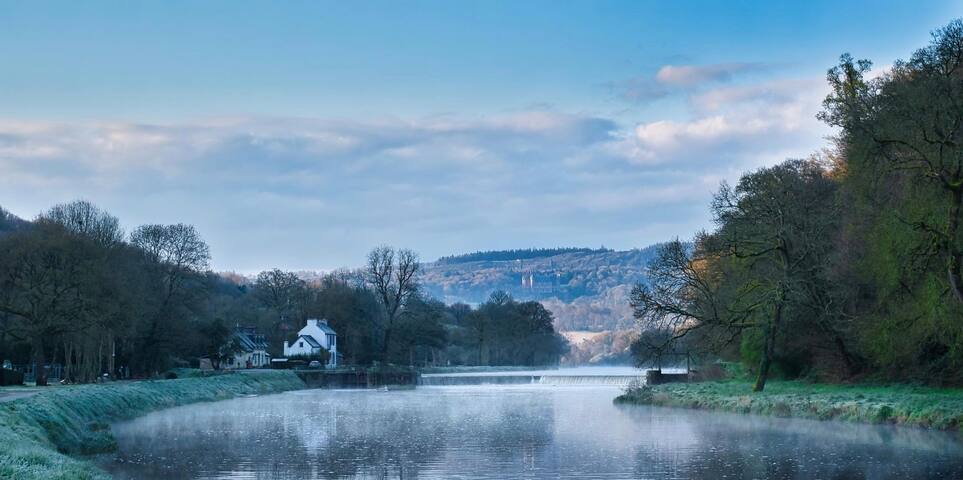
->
[611,62,775,103]
[654,62,770,87]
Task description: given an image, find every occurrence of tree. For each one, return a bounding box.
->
[632,160,843,391]
[199,319,241,370]
[391,294,448,366]
[817,20,963,381]
[366,246,419,362]
[308,273,382,365]
[39,200,123,247]
[253,269,308,346]
[0,206,28,235]
[713,160,842,390]
[515,301,568,366]
[0,224,97,385]
[630,238,757,371]
[449,291,568,367]
[129,223,211,373]
[820,21,963,304]
[39,201,128,382]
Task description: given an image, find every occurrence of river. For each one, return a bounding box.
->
[101,369,963,479]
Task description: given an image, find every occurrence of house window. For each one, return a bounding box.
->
[299,341,304,348]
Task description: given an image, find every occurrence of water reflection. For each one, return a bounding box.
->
[102,384,963,479]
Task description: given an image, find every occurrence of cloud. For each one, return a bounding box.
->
[654,62,769,87]
[0,89,829,271]
[620,76,830,167]
[612,62,774,103]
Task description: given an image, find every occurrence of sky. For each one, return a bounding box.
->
[1,1,961,271]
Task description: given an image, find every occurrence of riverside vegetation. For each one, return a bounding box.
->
[621,19,963,424]
[617,374,963,430]
[0,206,569,386]
[0,370,305,480]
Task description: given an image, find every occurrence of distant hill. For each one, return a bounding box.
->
[0,206,28,236]
[421,244,665,332]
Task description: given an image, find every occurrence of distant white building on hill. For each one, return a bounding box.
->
[283,319,338,367]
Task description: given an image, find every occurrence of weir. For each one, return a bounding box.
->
[295,369,418,388]
[419,372,649,387]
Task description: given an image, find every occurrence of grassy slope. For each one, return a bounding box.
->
[0,370,305,480]
[615,380,963,430]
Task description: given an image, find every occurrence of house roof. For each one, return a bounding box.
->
[234,328,268,352]
[316,322,337,335]
[298,334,322,348]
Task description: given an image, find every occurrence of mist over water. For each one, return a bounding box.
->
[102,370,963,479]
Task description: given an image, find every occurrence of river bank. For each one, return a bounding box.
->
[0,370,305,480]
[615,380,963,430]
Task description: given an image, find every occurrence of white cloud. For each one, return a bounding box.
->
[621,75,830,166]
[655,62,768,87]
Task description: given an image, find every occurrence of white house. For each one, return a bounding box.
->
[283,319,338,367]
[224,327,270,369]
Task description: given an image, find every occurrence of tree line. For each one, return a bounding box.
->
[0,205,568,384]
[631,20,963,390]
[436,247,611,264]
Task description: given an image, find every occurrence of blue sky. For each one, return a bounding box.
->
[1,1,960,271]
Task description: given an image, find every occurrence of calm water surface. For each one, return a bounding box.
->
[102,378,963,479]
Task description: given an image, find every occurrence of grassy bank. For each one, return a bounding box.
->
[615,380,963,430]
[0,370,305,480]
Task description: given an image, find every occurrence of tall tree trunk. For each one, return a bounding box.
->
[381,319,394,363]
[753,300,783,392]
[98,335,104,379]
[833,333,858,376]
[948,187,963,303]
[63,341,71,382]
[0,329,5,368]
[33,337,47,387]
[108,332,115,377]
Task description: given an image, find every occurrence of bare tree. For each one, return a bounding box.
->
[130,223,211,373]
[630,238,761,367]
[254,269,307,336]
[39,200,124,247]
[366,246,419,362]
[0,225,94,385]
[39,200,126,381]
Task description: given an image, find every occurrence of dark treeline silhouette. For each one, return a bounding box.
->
[436,247,611,264]
[0,209,568,385]
[444,292,570,366]
[631,19,963,390]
